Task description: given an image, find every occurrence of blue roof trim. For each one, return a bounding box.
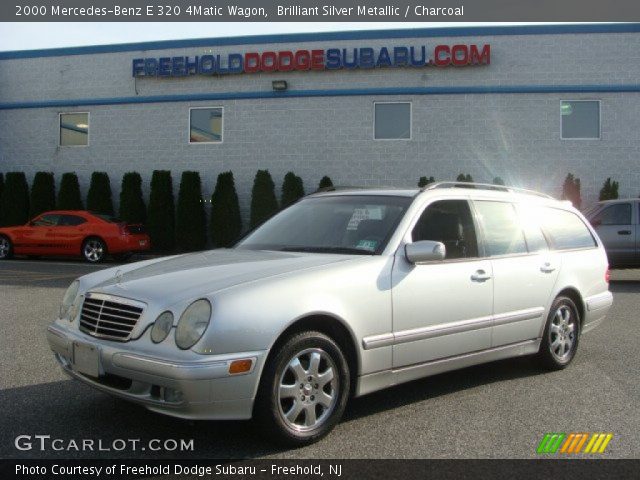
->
[1,84,639,110]
[1,23,639,60]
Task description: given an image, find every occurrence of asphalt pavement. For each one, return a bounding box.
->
[1,259,639,459]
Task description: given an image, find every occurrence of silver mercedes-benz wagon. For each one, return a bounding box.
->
[47,182,613,445]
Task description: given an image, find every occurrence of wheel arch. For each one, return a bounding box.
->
[556,287,586,325]
[81,234,108,251]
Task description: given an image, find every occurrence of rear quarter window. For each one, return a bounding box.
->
[534,207,597,250]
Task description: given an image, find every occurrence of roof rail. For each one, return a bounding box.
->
[422,181,554,199]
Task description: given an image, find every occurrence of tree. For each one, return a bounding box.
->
[86,172,114,215]
[119,172,146,224]
[561,173,582,209]
[147,170,175,252]
[0,174,4,217]
[210,171,242,248]
[492,177,505,186]
[418,176,435,187]
[456,173,474,183]
[57,172,83,210]
[599,177,619,201]
[250,170,279,229]
[281,172,305,207]
[318,176,333,190]
[0,172,30,227]
[176,171,206,252]
[29,172,56,218]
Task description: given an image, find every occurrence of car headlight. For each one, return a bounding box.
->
[151,311,174,344]
[60,280,80,320]
[175,299,211,350]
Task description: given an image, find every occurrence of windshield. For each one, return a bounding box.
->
[236,195,412,255]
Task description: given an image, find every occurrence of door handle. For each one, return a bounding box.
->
[471,270,491,282]
[540,262,556,273]
[618,230,632,235]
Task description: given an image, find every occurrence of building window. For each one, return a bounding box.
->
[190,107,223,143]
[60,112,89,146]
[374,102,411,140]
[561,100,600,139]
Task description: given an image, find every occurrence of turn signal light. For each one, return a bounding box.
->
[605,268,611,283]
[229,359,253,375]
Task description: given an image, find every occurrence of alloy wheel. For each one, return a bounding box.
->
[83,239,105,262]
[277,348,339,432]
[0,237,9,259]
[549,305,576,361]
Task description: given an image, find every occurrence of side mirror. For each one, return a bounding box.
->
[405,240,446,264]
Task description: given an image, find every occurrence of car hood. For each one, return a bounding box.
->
[88,249,356,307]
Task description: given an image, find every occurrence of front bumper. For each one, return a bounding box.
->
[47,322,266,420]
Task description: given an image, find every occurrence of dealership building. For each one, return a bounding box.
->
[1,23,639,221]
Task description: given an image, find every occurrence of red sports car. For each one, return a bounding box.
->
[0,210,151,263]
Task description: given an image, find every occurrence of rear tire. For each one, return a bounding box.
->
[255,331,350,446]
[82,237,107,263]
[537,296,581,370]
[0,235,13,260]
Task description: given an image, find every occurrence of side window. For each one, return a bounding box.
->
[536,207,597,250]
[32,214,61,227]
[474,201,527,256]
[60,215,87,226]
[517,206,549,252]
[411,200,478,260]
[592,203,631,226]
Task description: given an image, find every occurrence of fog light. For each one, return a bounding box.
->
[163,387,183,403]
[229,359,253,375]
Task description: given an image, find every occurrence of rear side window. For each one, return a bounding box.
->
[517,206,548,252]
[60,215,87,226]
[474,201,527,256]
[412,199,478,259]
[535,207,596,250]
[592,203,632,226]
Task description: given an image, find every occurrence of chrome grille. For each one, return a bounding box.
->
[79,293,144,341]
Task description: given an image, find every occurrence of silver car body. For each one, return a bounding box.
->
[47,184,613,420]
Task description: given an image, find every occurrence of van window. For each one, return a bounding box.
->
[412,200,478,259]
[535,207,597,250]
[592,203,631,226]
[474,201,527,256]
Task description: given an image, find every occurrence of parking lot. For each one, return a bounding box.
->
[1,258,639,459]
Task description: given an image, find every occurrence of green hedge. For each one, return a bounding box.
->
[86,172,114,215]
[147,170,175,252]
[176,171,206,252]
[457,173,474,183]
[0,174,4,219]
[492,177,505,186]
[318,176,333,190]
[250,170,278,229]
[119,172,146,224]
[281,172,305,207]
[210,171,242,248]
[30,172,56,218]
[0,172,30,227]
[57,172,83,210]
[562,173,582,209]
[599,177,619,201]
[418,176,435,187]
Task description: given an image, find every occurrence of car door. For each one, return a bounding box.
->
[590,202,635,266]
[391,198,493,368]
[52,214,88,254]
[473,200,560,347]
[18,214,61,254]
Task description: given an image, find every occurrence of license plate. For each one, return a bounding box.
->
[73,342,100,377]
[139,240,147,246]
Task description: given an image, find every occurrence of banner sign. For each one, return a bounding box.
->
[132,44,490,77]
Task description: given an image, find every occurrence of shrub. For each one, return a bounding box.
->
[29,172,56,218]
[492,177,505,186]
[318,176,333,190]
[86,172,114,215]
[561,173,582,209]
[176,171,206,252]
[281,172,305,207]
[119,172,146,224]
[418,176,435,187]
[210,171,242,248]
[147,170,175,252]
[250,170,279,229]
[0,172,30,227]
[57,172,83,210]
[599,177,619,201]
[456,173,474,183]
[0,173,4,214]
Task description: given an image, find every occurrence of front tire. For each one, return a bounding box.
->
[0,235,13,260]
[255,331,350,446]
[537,296,581,370]
[82,237,107,263]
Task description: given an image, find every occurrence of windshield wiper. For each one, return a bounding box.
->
[280,246,374,255]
